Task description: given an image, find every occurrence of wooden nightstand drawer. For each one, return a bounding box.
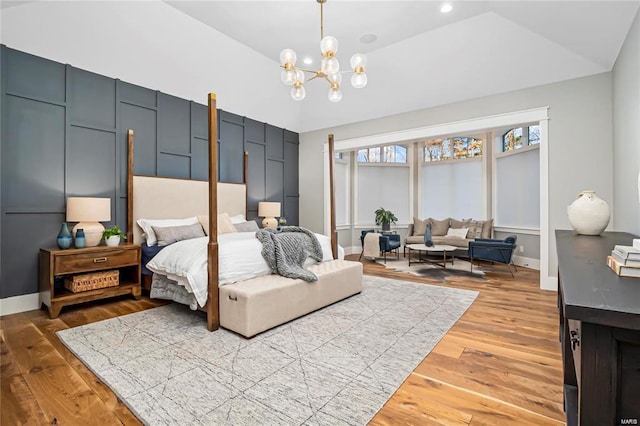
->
[54,248,138,275]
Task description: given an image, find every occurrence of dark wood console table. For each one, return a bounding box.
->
[556,230,640,426]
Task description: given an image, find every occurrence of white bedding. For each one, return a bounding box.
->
[146,231,344,308]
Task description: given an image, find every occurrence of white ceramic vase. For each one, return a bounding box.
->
[105,235,121,247]
[567,190,610,235]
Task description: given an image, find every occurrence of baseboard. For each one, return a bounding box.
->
[343,246,361,256]
[540,275,558,291]
[512,255,540,270]
[0,292,40,316]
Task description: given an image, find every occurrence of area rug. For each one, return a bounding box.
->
[375,256,487,283]
[57,276,478,425]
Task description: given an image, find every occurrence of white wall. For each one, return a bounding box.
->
[301,72,613,284]
[612,9,640,235]
[0,0,302,132]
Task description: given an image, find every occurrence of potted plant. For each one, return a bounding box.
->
[102,225,126,247]
[374,207,398,231]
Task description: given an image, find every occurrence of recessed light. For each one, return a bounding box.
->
[303,57,313,65]
[440,3,453,13]
[359,33,377,44]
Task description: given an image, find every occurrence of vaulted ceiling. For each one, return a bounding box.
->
[2,1,638,132]
[166,0,639,131]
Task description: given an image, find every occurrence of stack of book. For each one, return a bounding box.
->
[607,244,640,278]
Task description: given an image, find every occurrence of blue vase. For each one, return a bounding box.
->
[423,223,433,247]
[75,228,86,249]
[57,223,72,249]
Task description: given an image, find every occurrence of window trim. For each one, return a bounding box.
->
[495,142,539,159]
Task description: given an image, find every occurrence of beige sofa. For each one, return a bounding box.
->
[404,217,494,254]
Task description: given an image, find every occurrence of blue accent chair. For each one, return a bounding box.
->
[358,229,401,263]
[468,235,518,277]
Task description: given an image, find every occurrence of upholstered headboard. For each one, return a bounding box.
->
[131,175,246,244]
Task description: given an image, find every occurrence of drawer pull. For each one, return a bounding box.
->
[93,257,108,263]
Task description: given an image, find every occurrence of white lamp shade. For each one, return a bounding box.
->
[351,72,368,88]
[328,88,343,103]
[280,48,297,66]
[327,72,342,85]
[321,56,340,75]
[291,85,306,101]
[320,36,338,55]
[258,202,281,218]
[281,69,296,86]
[350,53,367,69]
[66,197,111,222]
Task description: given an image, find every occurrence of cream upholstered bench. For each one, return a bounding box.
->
[219,259,363,338]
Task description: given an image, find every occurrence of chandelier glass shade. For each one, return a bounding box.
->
[279,0,368,102]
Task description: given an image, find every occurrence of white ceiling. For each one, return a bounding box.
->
[165,0,639,132]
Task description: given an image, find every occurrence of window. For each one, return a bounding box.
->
[423,137,482,162]
[502,128,523,151]
[528,125,540,145]
[503,125,539,151]
[334,152,343,160]
[357,145,407,163]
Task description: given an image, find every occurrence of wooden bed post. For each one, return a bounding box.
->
[207,93,220,332]
[126,130,134,243]
[243,150,249,219]
[328,134,338,259]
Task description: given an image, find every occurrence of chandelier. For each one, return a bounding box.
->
[279,0,368,102]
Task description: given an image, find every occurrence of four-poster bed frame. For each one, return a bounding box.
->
[126,93,339,332]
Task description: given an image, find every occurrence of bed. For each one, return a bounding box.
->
[126,93,359,333]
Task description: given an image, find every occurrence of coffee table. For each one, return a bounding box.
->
[406,244,458,269]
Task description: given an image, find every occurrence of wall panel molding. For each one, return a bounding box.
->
[0,45,299,301]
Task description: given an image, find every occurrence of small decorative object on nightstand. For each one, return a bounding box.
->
[258,201,281,229]
[56,223,72,249]
[103,225,127,247]
[66,197,111,246]
[74,228,86,248]
[39,244,141,318]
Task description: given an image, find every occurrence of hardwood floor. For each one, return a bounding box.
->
[1,257,564,425]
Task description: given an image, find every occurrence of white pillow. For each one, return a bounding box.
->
[137,216,199,246]
[446,227,469,239]
[229,214,247,224]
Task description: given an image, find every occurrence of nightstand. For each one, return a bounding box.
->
[39,244,141,318]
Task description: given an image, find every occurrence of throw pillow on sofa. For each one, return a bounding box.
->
[446,227,469,239]
[481,218,494,239]
[450,218,470,229]
[466,220,484,239]
[412,217,429,236]
[429,218,450,236]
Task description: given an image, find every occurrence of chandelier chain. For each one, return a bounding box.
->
[320,1,324,40]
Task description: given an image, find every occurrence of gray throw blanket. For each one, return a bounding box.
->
[255,226,324,282]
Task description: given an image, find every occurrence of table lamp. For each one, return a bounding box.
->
[66,197,111,247]
[258,201,281,229]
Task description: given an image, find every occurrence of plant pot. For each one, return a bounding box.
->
[381,222,390,232]
[105,235,121,247]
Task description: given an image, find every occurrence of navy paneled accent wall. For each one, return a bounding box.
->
[0,45,299,299]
